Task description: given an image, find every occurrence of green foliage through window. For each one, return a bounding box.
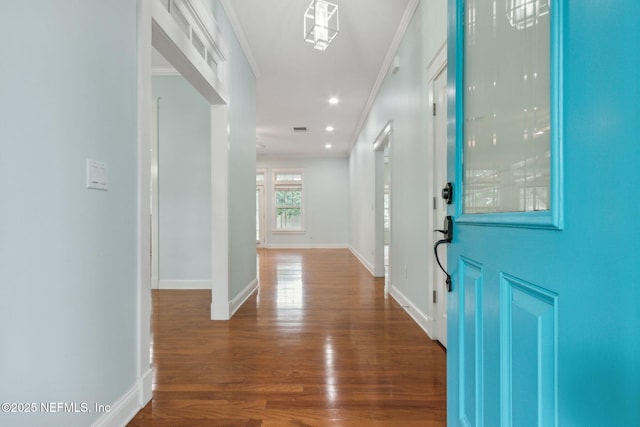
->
[274,174,303,231]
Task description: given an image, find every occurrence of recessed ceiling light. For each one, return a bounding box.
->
[325,143,332,149]
[328,97,339,105]
[326,126,334,132]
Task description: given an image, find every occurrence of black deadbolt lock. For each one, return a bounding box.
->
[441,182,453,205]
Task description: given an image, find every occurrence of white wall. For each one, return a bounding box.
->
[0,2,138,426]
[257,157,350,248]
[213,3,258,301]
[153,75,212,282]
[349,0,448,335]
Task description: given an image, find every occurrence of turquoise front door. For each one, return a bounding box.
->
[446,1,640,426]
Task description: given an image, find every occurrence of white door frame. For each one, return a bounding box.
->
[427,43,448,346]
[137,0,154,406]
[151,97,160,290]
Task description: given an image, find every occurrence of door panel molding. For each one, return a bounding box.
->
[458,257,484,427]
[501,274,557,427]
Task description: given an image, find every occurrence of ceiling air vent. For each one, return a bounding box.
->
[293,126,308,132]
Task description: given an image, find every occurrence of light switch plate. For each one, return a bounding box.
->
[86,159,108,191]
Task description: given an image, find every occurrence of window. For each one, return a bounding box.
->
[273,170,304,232]
[256,171,265,244]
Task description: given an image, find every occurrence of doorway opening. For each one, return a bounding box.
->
[374,122,393,292]
[137,0,232,404]
[151,48,214,291]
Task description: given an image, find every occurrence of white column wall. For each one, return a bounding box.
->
[212,4,258,315]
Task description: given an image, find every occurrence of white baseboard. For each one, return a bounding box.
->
[90,368,152,427]
[349,246,375,276]
[266,243,349,249]
[229,277,259,317]
[138,368,153,408]
[388,284,435,340]
[158,280,211,290]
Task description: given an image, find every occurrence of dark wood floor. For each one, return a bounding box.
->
[128,248,446,426]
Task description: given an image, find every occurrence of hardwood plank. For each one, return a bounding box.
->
[128,248,446,426]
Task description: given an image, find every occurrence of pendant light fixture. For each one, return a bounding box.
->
[304,0,339,51]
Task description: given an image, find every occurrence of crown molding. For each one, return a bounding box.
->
[219,0,261,78]
[348,0,420,153]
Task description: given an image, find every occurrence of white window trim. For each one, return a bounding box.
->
[272,169,305,234]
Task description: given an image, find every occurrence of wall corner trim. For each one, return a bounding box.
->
[219,0,262,78]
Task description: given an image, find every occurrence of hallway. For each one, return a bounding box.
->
[129,249,446,426]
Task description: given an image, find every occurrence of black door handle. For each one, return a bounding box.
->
[434,216,453,291]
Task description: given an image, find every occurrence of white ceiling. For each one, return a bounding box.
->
[155,0,417,157]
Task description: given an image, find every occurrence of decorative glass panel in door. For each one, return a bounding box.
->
[460,0,558,228]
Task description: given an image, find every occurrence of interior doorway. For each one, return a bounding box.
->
[136,0,232,405]
[151,55,214,291]
[374,122,392,292]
